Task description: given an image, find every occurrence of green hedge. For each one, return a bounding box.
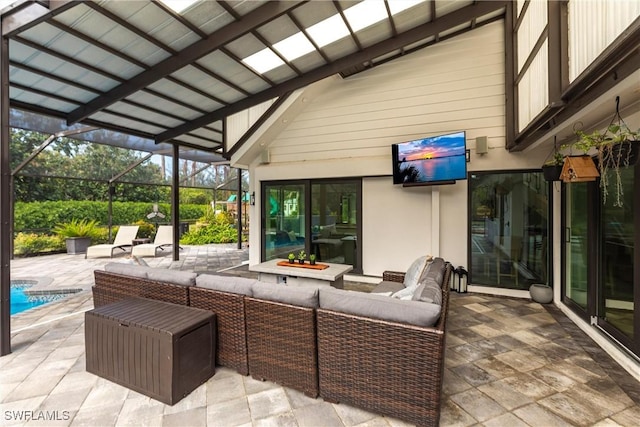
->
[14,201,208,232]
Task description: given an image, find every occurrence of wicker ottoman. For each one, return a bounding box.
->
[85,298,216,405]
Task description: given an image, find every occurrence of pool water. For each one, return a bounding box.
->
[11,285,47,315]
[10,280,81,315]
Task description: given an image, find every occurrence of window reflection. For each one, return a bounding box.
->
[470,171,550,290]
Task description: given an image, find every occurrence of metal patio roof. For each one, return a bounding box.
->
[2,0,507,160]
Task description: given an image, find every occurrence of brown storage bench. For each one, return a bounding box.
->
[85,298,216,405]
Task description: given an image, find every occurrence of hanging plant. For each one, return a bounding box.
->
[541,138,566,182]
[574,97,639,207]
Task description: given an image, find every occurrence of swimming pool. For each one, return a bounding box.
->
[10,280,81,315]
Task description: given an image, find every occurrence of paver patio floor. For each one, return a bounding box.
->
[2,245,639,426]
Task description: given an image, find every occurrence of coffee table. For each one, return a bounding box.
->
[249,259,353,288]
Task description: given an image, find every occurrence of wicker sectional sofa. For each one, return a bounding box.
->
[91,258,452,426]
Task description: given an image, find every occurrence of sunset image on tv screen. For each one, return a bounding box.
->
[394,131,467,184]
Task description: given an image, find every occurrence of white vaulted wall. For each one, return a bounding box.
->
[249,22,547,276]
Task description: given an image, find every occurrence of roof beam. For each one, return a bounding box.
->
[66,1,301,126]
[2,0,76,37]
[157,0,508,143]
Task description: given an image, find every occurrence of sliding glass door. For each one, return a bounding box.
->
[263,182,305,261]
[468,170,550,290]
[564,182,589,311]
[262,179,362,273]
[597,166,636,348]
[562,162,639,357]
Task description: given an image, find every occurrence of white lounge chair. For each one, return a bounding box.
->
[85,225,139,259]
[131,225,175,258]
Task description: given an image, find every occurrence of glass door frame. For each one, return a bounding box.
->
[561,163,640,357]
[594,164,640,356]
[260,178,363,274]
[560,180,599,321]
[261,180,307,263]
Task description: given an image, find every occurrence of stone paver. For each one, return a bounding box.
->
[1,245,639,426]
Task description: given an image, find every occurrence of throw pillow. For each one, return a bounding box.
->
[403,256,428,288]
[392,286,416,300]
[413,278,442,305]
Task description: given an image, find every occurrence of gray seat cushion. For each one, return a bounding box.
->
[371,281,405,294]
[319,288,441,327]
[195,274,256,296]
[251,282,320,308]
[104,262,149,279]
[146,269,197,287]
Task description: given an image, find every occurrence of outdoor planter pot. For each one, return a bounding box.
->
[601,141,639,169]
[542,164,564,182]
[529,283,553,304]
[65,236,92,254]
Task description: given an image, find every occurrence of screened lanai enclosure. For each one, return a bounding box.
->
[0,0,513,355]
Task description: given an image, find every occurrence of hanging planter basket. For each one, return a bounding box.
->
[542,163,564,182]
[560,155,599,183]
[600,140,640,169]
[541,136,566,182]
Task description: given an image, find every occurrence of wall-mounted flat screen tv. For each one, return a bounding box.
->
[392,131,467,186]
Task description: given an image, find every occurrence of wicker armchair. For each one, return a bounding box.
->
[381,270,407,283]
[245,297,319,397]
[189,287,249,375]
[317,264,452,426]
[93,270,190,307]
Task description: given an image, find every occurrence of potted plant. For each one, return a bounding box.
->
[288,253,295,264]
[309,253,317,265]
[593,123,639,207]
[298,250,306,264]
[542,150,565,182]
[573,97,640,206]
[53,219,100,254]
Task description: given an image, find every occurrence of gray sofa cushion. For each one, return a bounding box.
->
[413,278,442,305]
[195,274,256,296]
[371,281,405,294]
[319,288,441,327]
[423,257,446,286]
[104,262,149,279]
[146,269,197,287]
[251,282,320,308]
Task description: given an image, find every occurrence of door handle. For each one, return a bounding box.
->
[565,227,571,243]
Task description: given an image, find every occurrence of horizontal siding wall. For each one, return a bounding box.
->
[226,99,277,150]
[252,22,548,275]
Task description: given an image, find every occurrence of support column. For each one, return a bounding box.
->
[0,30,11,356]
[172,144,179,261]
[237,169,242,250]
[431,189,440,256]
